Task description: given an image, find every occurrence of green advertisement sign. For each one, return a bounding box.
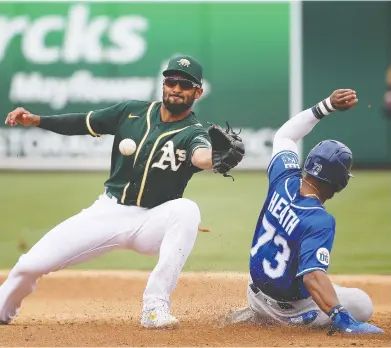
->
[303,2,391,165]
[0,2,290,170]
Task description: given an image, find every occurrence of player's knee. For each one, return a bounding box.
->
[344,288,374,322]
[170,198,201,227]
[353,288,374,322]
[11,254,50,279]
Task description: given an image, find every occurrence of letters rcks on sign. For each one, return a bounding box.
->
[0,4,148,64]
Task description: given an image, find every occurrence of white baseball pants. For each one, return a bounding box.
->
[0,193,201,323]
[247,282,374,327]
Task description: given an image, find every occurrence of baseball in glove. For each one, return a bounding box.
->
[207,121,245,180]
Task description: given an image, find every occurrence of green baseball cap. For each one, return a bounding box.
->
[162,55,203,86]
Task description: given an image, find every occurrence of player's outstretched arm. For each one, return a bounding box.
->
[272,89,358,158]
[5,107,89,136]
[191,147,213,170]
[303,271,384,335]
[190,122,245,174]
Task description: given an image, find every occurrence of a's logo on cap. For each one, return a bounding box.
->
[177,58,191,67]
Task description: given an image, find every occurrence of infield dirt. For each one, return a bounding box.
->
[0,271,389,347]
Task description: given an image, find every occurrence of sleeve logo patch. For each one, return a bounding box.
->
[316,248,330,266]
[194,136,212,148]
[281,154,300,169]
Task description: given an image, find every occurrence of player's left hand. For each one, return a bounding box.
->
[329,89,358,111]
[207,121,245,180]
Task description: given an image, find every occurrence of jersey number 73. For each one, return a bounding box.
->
[250,216,291,279]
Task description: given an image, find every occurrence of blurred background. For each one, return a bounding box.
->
[0,1,390,274]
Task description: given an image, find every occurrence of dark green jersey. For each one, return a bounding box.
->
[87,100,211,208]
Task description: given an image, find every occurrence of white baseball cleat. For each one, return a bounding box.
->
[141,308,179,329]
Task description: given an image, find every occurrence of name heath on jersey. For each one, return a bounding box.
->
[267,191,300,235]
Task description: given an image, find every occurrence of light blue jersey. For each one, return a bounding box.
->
[249,151,336,301]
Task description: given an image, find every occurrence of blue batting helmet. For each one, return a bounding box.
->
[304,140,353,192]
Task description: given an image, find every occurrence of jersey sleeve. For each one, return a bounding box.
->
[86,101,129,136]
[189,127,212,154]
[296,225,336,277]
[185,126,212,170]
[267,150,301,185]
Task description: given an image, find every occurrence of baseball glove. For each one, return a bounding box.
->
[207,121,245,180]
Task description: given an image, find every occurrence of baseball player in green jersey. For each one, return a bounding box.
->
[2,55,245,328]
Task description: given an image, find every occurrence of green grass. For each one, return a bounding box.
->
[0,170,390,274]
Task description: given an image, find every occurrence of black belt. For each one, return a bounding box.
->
[250,283,275,297]
[249,283,262,295]
[249,283,295,310]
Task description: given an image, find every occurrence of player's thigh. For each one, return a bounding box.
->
[300,284,374,327]
[247,285,281,325]
[129,198,201,255]
[13,195,136,275]
[282,284,374,327]
[247,284,329,327]
[333,284,374,322]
